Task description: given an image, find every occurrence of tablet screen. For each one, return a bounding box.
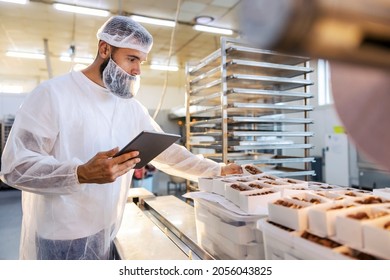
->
[114,130,181,169]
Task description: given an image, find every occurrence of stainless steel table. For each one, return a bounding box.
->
[143,195,214,260]
[114,202,189,260]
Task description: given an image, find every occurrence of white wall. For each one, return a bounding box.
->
[309,104,344,157]
[0,93,27,119]
[135,84,186,111]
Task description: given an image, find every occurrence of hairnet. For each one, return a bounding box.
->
[96,15,153,54]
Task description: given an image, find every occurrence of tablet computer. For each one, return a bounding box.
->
[114,130,181,169]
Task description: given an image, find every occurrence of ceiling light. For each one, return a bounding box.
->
[193,24,233,35]
[6,51,45,60]
[53,3,110,17]
[0,0,28,4]
[130,15,176,27]
[194,15,214,24]
[150,64,179,71]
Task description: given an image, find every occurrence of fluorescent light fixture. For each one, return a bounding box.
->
[60,55,94,64]
[193,24,233,35]
[53,3,110,17]
[150,64,179,71]
[0,0,28,4]
[6,51,45,60]
[130,15,176,27]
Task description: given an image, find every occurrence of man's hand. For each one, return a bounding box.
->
[221,163,243,176]
[77,147,140,184]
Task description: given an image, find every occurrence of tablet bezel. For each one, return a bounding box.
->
[114,130,181,169]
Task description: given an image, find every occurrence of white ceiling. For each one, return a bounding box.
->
[0,0,242,92]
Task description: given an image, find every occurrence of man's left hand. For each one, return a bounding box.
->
[221,163,243,176]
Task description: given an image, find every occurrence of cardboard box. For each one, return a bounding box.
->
[198,177,215,192]
[333,189,373,200]
[224,182,253,205]
[239,189,282,215]
[292,231,344,260]
[212,178,237,196]
[307,202,362,237]
[333,246,380,260]
[278,178,309,187]
[268,197,312,231]
[312,185,343,191]
[311,190,350,202]
[362,215,390,259]
[307,181,331,190]
[287,192,331,205]
[373,188,390,200]
[335,206,389,250]
[258,219,296,260]
[354,195,390,205]
[259,180,309,197]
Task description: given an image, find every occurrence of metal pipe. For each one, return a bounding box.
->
[43,38,53,78]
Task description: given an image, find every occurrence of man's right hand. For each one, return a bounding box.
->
[76,147,140,184]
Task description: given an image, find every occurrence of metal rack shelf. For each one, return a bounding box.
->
[190,75,313,95]
[189,89,313,106]
[189,117,313,127]
[185,37,315,183]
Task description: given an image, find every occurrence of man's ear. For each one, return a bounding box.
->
[98,41,111,59]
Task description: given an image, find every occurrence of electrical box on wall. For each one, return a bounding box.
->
[324,133,350,186]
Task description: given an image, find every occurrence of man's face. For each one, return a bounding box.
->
[100,45,147,77]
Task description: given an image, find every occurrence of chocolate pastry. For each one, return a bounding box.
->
[229,184,248,191]
[274,199,303,209]
[356,196,387,204]
[301,231,342,248]
[248,191,274,196]
[245,165,262,174]
[248,183,263,189]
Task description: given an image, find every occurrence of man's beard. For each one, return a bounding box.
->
[99,58,110,79]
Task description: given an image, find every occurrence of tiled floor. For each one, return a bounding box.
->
[0,172,186,260]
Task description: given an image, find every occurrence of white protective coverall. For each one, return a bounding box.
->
[0,70,221,260]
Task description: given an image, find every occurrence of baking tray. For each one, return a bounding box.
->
[189,117,313,127]
[225,44,310,65]
[190,75,313,95]
[190,130,313,137]
[189,88,313,106]
[190,59,313,86]
[190,60,313,87]
[226,59,313,78]
[203,153,314,164]
[188,43,310,76]
[227,74,313,91]
[190,103,313,118]
[190,142,313,151]
[188,48,221,75]
[268,168,316,178]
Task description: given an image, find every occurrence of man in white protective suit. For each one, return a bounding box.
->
[0,15,242,260]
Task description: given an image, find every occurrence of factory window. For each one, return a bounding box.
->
[317,59,333,106]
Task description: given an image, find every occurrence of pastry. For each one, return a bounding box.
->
[244,165,262,175]
[301,231,341,248]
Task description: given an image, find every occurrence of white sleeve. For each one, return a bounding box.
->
[151,143,221,182]
[0,86,82,195]
[132,100,222,181]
